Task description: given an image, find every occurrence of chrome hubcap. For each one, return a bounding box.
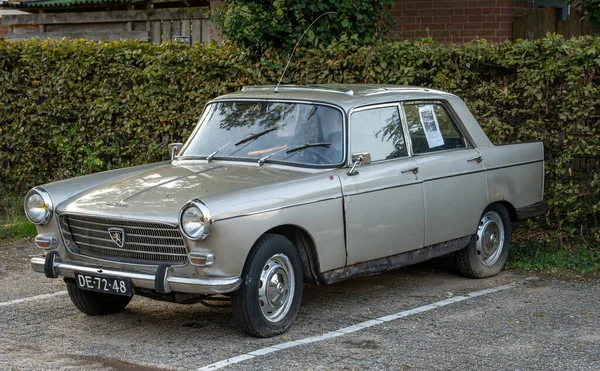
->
[476,211,505,266]
[258,253,294,323]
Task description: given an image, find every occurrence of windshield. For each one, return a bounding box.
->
[180,101,344,166]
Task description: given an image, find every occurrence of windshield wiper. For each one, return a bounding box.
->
[258,142,331,166]
[258,146,290,166]
[206,127,278,162]
[235,127,277,146]
[206,139,236,162]
[285,142,330,155]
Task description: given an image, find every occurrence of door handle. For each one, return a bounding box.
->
[401,166,419,174]
[466,156,483,163]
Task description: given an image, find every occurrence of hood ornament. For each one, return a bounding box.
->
[108,227,126,248]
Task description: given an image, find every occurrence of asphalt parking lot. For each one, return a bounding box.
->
[1,239,599,371]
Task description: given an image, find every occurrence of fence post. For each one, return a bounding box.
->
[537,6,556,38]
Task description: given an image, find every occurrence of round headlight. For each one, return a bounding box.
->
[24,187,54,225]
[179,200,212,240]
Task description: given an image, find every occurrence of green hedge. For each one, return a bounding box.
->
[0,36,599,235]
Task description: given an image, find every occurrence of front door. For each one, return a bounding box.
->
[336,104,425,265]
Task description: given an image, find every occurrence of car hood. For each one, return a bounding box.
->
[58,162,308,223]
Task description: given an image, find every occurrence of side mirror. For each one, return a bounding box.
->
[168,143,183,160]
[348,152,371,176]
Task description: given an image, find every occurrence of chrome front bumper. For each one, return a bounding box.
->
[30,256,241,295]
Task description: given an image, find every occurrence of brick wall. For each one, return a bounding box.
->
[0,18,9,38]
[391,0,534,43]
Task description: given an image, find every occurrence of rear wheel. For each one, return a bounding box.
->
[455,204,511,278]
[65,279,132,315]
[231,234,303,338]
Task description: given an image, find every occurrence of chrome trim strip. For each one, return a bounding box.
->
[124,233,183,240]
[67,218,179,231]
[65,250,187,268]
[71,230,183,241]
[73,240,187,257]
[485,159,543,171]
[30,257,241,294]
[214,195,342,222]
[341,159,544,194]
[343,182,420,197]
[242,85,354,96]
[60,213,178,227]
[399,102,414,156]
[424,169,486,182]
[70,232,184,249]
[351,102,401,113]
[363,87,430,96]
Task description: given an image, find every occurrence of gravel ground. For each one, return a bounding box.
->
[1,239,598,370]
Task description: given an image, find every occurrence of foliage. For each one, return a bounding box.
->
[0,36,599,244]
[211,0,395,54]
[569,0,600,27]
[0,195,36,240]
[508,228,600,273]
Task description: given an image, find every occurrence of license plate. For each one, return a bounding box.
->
[75,273,132,296]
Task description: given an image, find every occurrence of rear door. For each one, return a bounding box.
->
[402,101,488,246]
[336,104,424,265]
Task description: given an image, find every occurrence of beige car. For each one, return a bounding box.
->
[25,85,545,337]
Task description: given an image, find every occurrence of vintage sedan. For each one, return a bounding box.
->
[26,85,545,337]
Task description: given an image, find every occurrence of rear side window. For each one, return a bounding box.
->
[403,102,466,154]
[350,106,407,162]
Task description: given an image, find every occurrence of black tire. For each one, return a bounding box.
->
[65,279,133,315]
[231,234,303,338]
[455,204,512,278]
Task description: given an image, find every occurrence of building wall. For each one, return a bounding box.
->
[0,18,8,38]
[1,10,28,38]
[391,0,534,43]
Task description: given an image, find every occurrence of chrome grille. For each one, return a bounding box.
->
[60,215,188,265]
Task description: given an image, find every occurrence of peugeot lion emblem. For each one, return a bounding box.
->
[108,227,126,248]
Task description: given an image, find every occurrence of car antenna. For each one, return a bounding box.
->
[274,11,337,94]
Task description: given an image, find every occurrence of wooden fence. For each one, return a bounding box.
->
[2,7,210,44]
[513,6,598,41]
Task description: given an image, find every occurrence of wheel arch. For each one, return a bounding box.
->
[263,224,321,284]
[488,200,517,222]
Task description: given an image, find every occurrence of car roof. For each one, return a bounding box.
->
[211,84,458,111]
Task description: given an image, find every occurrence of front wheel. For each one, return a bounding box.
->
[231,234,303,338]
[455,204,512,278]
[65,279,132,315]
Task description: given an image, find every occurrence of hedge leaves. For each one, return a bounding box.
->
[0,36,598,233]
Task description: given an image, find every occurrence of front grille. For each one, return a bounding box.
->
[59,215,188,265]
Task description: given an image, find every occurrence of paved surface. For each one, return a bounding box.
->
[1,239,598,370]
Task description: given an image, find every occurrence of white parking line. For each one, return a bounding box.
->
[0,290,68,308]
[198,282,517,370]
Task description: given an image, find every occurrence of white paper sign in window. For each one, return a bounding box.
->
[418,105,444,148]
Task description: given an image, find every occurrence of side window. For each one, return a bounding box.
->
[350,106,407,162]
[404,102,466,154]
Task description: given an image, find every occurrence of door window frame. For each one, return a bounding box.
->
[349,102,412,164]
[399,100,475,156]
